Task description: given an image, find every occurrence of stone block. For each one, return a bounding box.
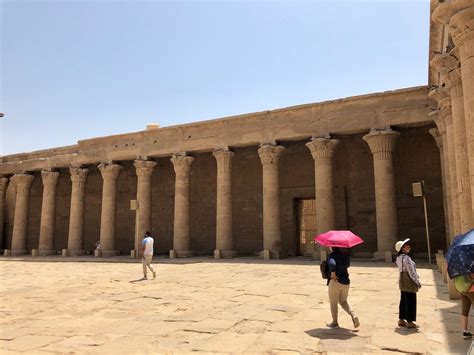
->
[3,249,11,256]
[384,251,393,263]
[262,250,271,260]
[62,249,69,257]
[214,249,222,259]
[31,249,39,257]
[221,250,237,258]
[447,277,460,300]
[441,259,448,283]
[320,250,327,261]
[130,250,136,258]
[435,254,444,272]
[169,250,177,259]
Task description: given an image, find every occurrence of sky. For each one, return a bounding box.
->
[0,0,430,156]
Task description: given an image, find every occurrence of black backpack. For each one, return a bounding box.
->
[320,260,330,279]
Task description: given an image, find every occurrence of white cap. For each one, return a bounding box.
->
[395,238,411,252]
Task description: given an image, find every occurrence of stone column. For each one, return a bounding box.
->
[444,67,473,232]
[10,173,35,255]
[134,159,157,256]
[213,149,237,259]
[258,144,285,259]
[170,154,194,257]
[429,126,452,246]
[433,1,474,219]
[441,98,462,237]
[67,167,89,256]
[363,129,400,258]
[98,162,122,257]
[38,170,60,256]
[306,137,339,237]
[0,176,9,250]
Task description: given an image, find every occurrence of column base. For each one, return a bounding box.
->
[38,249,56,256]
[312,250,327,261]
[11,249,28,256]
[177,250,194,258]
[214,249,237,259]
[68,249,86,256]
[100,250,118,257]
[260,249,283,260]
[373,251,394,262]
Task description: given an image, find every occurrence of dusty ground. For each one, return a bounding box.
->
[0,256,472,354]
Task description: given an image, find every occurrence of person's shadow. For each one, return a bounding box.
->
[305,327,358,340]
[129,277,148,283]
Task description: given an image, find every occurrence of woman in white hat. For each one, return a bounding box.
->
[395,238,421,329]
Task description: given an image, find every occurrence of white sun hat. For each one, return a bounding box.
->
[395,238,411,252]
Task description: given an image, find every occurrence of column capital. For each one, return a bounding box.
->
[258,144,285,165]
[70,167,89,183]
[0,176,9,191]
[443,68,463,93]
[429,127,443,150]
[41,170,60,187]
[98,162,122,180]
[171,154,194,174]
[363,129,400,160]
[134,159,157,177]
[213,149,234,169]
[11,174,35,192]
[432,112,447,136]
[450,6,474,47]
[429,86,449,104]
[430,53,459,74]
[305,137,339,161]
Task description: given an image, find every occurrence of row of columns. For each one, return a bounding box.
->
[1,130,402,259]
[430,1,474,240]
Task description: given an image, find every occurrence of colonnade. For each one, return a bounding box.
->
[0,130,405,259]
[430,1,474,241]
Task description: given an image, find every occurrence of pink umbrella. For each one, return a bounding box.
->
[314,230,364,248]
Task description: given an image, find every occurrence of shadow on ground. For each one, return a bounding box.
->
[305,327,359,340]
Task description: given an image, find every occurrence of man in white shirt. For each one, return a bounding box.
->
[141,231,156,280]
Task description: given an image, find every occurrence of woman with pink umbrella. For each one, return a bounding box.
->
[315,230,363,329]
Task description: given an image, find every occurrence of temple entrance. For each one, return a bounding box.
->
[295,198,317,256]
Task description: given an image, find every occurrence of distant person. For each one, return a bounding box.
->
[454,273,474,339]
[395,238,421,329]
[326,247,360,329]
[141,231,156,280]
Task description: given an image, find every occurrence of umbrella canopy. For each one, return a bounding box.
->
[314,230,364,248]
[445,229,474,279]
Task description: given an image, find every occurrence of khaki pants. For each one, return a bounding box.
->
[328,280,353,323]
[142,255,154,277]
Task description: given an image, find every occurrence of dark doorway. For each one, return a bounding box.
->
[295,198,316,256]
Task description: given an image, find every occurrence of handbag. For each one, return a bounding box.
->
[399,255,419,293]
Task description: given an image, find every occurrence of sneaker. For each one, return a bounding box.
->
[406,322,419,329]
[398,320,408,327]
[352,315,360,328]
[463,331,472,339]
[153,271,156,279]
[327,322,339,328]
[142,276,148,280]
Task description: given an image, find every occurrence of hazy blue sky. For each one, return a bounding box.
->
[1,0,430,155]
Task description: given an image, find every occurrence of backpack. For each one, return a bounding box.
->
[320,260,330,279]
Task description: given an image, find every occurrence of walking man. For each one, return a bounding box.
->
[141,231,156,280]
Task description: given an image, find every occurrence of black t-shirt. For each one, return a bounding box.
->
[328,251,350,285]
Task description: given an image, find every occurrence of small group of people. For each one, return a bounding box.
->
[325,238,473,339]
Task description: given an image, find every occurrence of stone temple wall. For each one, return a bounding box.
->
[2,125,445,256]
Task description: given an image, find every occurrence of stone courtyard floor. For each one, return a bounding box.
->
[0,256,472,354]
